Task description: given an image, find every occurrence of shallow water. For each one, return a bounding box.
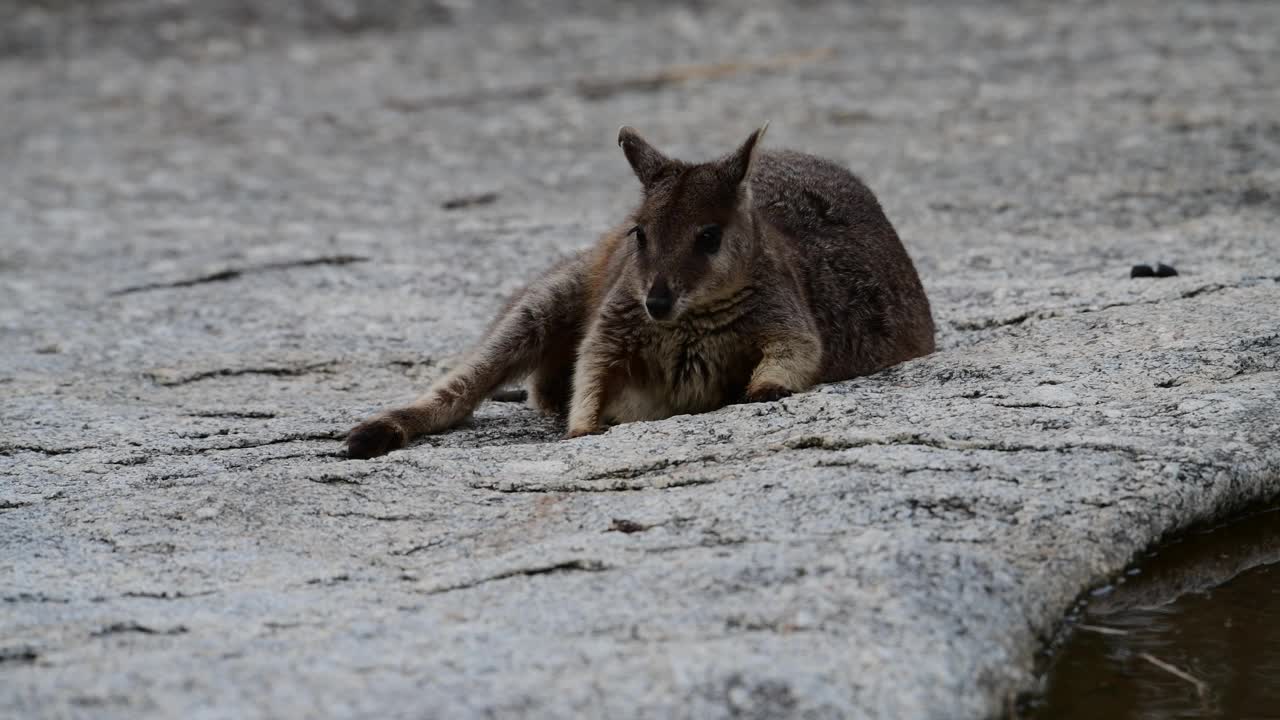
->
[1025,507,1280,719]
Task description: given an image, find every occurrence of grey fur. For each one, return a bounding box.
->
[345,129,934,458]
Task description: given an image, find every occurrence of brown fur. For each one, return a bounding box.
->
[345,126,935,459]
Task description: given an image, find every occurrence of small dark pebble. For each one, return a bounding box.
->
[1131,263,1178,278]
[0,646,39,665]
[608,518,650,534]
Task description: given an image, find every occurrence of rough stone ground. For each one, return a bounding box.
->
[2,1,1278,717]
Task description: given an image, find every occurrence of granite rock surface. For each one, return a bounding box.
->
[2,1,1279,717]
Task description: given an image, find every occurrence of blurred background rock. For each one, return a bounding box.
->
[0,0,744,59]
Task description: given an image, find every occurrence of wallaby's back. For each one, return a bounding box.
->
[751,150,935,380]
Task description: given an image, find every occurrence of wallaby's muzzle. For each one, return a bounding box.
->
[645,278,674,320]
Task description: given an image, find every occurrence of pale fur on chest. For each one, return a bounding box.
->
[600,294,760,425]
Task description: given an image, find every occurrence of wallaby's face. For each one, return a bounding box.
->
[618,126,767,323]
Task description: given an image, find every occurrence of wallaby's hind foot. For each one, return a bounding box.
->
[344,257,588,459]
[345,417,407,460]
[344,370,499,459]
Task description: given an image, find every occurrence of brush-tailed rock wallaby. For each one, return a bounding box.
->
[345,125,935,459]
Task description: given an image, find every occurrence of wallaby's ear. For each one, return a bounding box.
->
[721,123,769,188]
[618,126,670,188]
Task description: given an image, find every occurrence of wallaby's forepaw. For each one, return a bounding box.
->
[565,424,604,440]
[745,383,793,403]
[345,417,407,459]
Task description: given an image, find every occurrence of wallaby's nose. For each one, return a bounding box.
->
[645,279,674,320]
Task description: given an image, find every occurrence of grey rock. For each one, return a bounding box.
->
[2,1,1279,718]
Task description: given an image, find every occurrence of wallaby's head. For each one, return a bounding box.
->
[617,125,768,323]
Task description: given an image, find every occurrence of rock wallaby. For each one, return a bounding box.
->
[346,125,935,459]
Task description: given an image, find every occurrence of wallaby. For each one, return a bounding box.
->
[345,125,935,459]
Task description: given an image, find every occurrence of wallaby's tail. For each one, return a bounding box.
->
[490,387,529,403]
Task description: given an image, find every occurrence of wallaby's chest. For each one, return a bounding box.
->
[601,325,759,425]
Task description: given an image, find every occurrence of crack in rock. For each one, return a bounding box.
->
[906,497,980,520]
[478,474,718,493]
[778,432,1160,461]
[326,510,428,522]
[392,539,448,557]
[91,622,189,638]
[258,451,349,463]
[122,590,216,600]
[951,310,1038,332]
[111,255,368,295]
[148,361,341,387]
[575,457,717,481]
[644,534,752,555]
[3,592,70,604]
[441,191,499,210]
[308,473,365,486]
[104,454,151,466]
[185,409,279,419]
[473,455,725,493]
[422,559,611,596]
[170,432,346,455]
[305,574,351,586]
[0,444,94,457]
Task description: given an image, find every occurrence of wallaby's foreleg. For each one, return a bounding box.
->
[744,318,822,403]
[565,297,638,438]
[565,337,612,439]
[346,258,585,459]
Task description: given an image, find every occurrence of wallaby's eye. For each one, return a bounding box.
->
[695,225,722,255]
[630,225,647,250]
